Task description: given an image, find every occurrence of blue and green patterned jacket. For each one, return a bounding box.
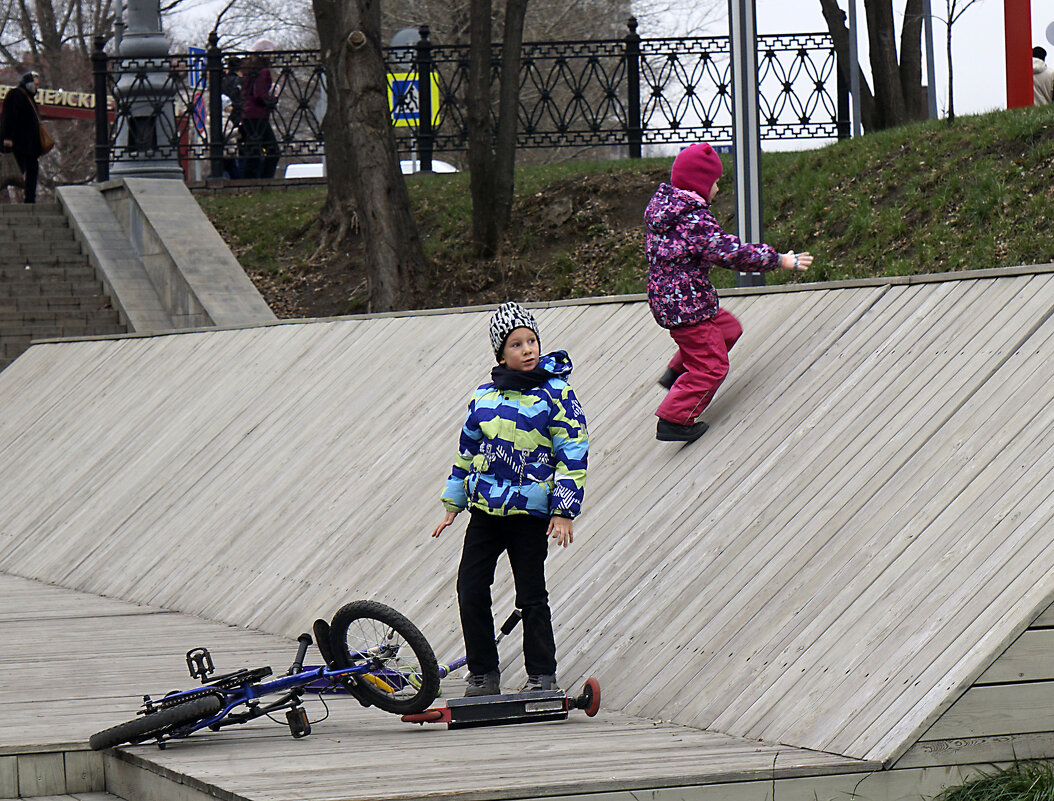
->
[442,351,588,519]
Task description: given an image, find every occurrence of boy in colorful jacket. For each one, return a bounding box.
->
[433,302,588,696]
[647,142,813,443]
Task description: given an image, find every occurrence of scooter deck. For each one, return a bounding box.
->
[401,677,600,729]
[407,689,570,729]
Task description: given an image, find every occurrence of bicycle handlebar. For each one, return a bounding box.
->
[288,634,313,675]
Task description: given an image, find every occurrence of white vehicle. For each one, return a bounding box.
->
[283,160,458,179]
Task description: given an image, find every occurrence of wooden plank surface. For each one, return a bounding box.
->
[2,273,1054,767]
[0,573,869,801]
[975,619,1054,685]
[922,681,1054,740]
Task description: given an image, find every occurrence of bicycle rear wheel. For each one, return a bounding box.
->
[89,694,223,750]
[329,600,439,714]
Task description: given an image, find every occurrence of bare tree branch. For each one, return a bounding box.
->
[937,0,984,119]
[211,0,239,35]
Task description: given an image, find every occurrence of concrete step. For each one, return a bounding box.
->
[0,204,129,372]
[0,320,124,339]
[0,279,103,297]
[0,311,120,326]
[0,216,71,230]
[0,306,121,324]
[0,295,113,313]
[0,201,60,212]
[0,320,124,361]
[1,336,30,357]
[0,265,98,281]
[0,241,83,257]
[0,208,69,229]
[0,225,76,242]
[0,254,98,269]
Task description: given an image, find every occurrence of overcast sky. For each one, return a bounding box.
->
[748,0,1052,117]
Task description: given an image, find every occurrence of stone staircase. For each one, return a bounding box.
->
[0,203,126,371]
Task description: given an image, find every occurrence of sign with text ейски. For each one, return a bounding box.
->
[0,83,114,120]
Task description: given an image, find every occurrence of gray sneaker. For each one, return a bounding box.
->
[522,673,559,692]
[464,670,501,697]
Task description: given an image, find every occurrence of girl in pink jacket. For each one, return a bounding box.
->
[646,143,813,442]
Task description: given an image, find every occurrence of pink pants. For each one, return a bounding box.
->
[656,309,743,425]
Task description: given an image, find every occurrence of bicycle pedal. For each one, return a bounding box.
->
[286,706,311,738]
[186,647,215,681]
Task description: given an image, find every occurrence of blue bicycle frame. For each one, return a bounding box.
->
[159,634,420,739]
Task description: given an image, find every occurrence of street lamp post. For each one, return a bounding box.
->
[109,0,182,178]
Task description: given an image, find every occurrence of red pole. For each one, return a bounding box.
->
[1004,0,1033,107]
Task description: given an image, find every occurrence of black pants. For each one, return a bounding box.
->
[239,119,279,179]
[457,509,556,677]
[14,151,37,203]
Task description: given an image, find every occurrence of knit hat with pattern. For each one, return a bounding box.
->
[489,302,539,362]
[670,142,723,199]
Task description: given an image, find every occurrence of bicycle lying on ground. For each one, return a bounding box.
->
[89,600,439,750]
[89,603,600,749]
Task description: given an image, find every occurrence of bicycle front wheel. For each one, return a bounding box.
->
[89,694,223,750]
[329,600,439,714]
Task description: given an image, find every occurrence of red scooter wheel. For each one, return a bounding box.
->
[579,677,601,717]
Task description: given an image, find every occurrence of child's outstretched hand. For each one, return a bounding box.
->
[548,516,574,547]
[432,510,458,538]
[781,251,813,271]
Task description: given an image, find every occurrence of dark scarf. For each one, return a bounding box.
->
[491,364,554,391]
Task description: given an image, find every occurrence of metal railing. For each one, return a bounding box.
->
[91,19,848,180]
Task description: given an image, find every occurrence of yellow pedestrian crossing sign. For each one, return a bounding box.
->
[387,73,441,128]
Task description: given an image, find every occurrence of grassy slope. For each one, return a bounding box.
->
[197,103,1054,317]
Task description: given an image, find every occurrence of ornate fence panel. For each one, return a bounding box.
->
[411,37,630,155]
[635,31,842,148]
[92,21,846,180]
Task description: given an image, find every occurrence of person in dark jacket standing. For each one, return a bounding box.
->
[240,41,279,179]
[1,72,43,203]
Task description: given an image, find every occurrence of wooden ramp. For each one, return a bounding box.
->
[2,268,1054,780]
[0,573,871,801]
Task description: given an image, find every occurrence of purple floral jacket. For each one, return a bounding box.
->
[645,182,780,329]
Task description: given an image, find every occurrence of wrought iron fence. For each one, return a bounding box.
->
[91,19,848,180]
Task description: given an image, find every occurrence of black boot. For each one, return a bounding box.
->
[658,368,682,389]
[656,418,709,442]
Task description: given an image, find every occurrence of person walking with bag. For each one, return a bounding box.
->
[240,41,280,180]
[0,72,50,204]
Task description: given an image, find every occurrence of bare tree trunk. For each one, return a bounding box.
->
[864,0,906,129]
[898,0,926,120]
[312,0,428,311]
[466,0,529,256]
[946,14,955,119]
[819,0,877,132]
[491,0,526,237]
[822,0,926,131]
[943,0,984,122]
[466,0,496,253]
[313,0,357,251]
